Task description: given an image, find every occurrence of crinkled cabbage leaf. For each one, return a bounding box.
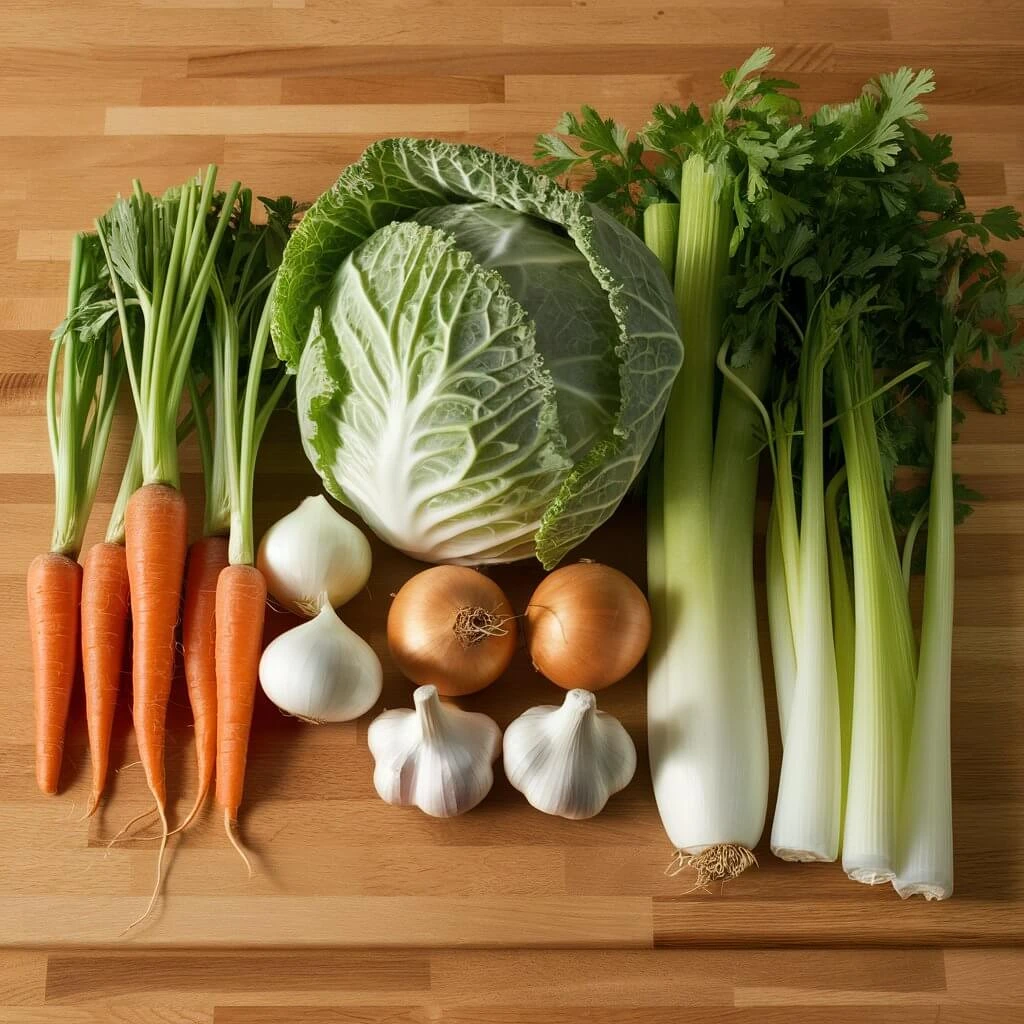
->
[273,138,681,567]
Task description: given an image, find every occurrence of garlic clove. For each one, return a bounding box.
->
[367,684,502,818]
[259,603,382,723]
[257,494,372,616]
[503,688,636,819]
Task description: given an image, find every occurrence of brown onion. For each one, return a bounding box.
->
[387,566,517,696]
[525,562,651,691]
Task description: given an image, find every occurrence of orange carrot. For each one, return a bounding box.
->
[95,171,240,930]
[27,552,83,795]
[180,535,229,828]
[32,231,124,797]
[215,563,267,870]
[124,483,188,816]
[80,541,130,814]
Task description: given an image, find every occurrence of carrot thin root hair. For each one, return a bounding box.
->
[224,809,253,878]
[121,803,169,934]
[105,806,157,849]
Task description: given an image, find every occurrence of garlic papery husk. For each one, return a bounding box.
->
[367,685,501,817]
[259,602,382,723]
[257,495,372,616]
[503,689,636,819]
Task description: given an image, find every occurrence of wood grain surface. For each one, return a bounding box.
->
[1,0,1023,1016]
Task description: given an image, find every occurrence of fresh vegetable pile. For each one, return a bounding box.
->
[28,47,1021,926]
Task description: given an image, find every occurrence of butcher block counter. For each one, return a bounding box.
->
[1,0,1022,1019]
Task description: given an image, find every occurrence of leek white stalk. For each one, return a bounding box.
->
[647,154,768,883]
[771,317,842,863]
[835,332,917,884]
[894,362,954,900]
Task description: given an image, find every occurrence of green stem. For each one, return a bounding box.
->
[176,168,216,324]
[80,348,125,542]
[230,290,280,566]
[187,371,218,536]
[894,357,955,899]
[52,236,84,556]
[45,334,62,485]
[253,369,290,451]
[202,279,235,538]
[825,467,855,831]
[164,180,241,449]
[773,401,801,646]
[821,360,932,430]
[94,217,144,419]
[106,428,143,546]
[643,202,680,279]
[901,502,929,590]
[665,155,730,573]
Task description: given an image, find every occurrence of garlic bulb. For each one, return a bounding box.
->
[503,689,636,819]
[257,495,372,616]
[367,685,501,817]
[259,602,382,722]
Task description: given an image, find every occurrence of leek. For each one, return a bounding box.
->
[648,153,769,880]
[644,48,822,882]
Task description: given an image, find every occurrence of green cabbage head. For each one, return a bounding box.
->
[272,139,681,567]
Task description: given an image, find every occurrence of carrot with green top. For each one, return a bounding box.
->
[206,196,296,869]
[176,192,297,836]
[29,233,123,796]
[96,168,240,926]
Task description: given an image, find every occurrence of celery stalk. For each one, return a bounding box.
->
[643,203,680,280]
[825,468,855,830]
[766,497,796,742]
[894,359,954,900]
[771,312,842,863]
[835,332,917,884]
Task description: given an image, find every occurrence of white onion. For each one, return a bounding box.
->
[259,603,382,723]
[257,495,372,616]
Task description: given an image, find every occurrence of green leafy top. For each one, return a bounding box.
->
[46,233,125,557]
[536,48,814,250]
[537,53,1022,551]
[96,167,240,488]
[190,188,300,555]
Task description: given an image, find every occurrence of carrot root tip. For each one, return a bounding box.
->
[224,810,253,879]
[122,803,169,934]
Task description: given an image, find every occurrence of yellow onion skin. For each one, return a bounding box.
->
[525,562,651,691]
[387,566,517,696]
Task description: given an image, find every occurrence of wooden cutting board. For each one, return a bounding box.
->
[1,10,1022,949]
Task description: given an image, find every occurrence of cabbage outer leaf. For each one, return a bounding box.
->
[274,138,681,567]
